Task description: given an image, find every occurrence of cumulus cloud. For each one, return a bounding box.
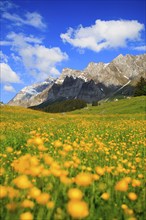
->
[3,84,16,92]
[1,1,46,29]
[0,0,17,12]
[7,32,42,46]
[60,19,144,52]
[2,11,46,29]
[20,45,68,80]
[4,32,68,81]
[0,63,21,83]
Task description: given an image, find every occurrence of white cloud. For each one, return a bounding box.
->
[4,32,68,81]
[2,11,46,29]
[0,51,8,63]
[20,45,68,80]
[0,63,21,83]
[7,32,42,46]
[60,19,144,52]
[3,84,16,92]
[0,40,11,46]
[0,0,17,12]
[11,53,21,62]
[133,45,146,51]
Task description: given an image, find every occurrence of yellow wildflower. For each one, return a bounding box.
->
[115,180,128,192]
[46,201,55,209]
[36,193,50,205]
[20,212,33,220]
[0,185,7,198]
[128,192,137,201]
[21,199,34,208]
[54,140,62,148]
[121,204,128,210]
[6,147,13,153]
[6,202,17,211]
[101,192,110,200]
[132,179,141,187]
[67,188,83,200]
[29,187,41,199]
[13,175,33,189]
[67,200,89,219]
[75,173,93,187]
[95,166,105,176]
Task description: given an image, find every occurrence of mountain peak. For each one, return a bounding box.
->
[8,54,146,107]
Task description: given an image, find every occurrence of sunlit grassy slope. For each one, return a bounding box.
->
[73,96,146,115]
[0,96,145,220]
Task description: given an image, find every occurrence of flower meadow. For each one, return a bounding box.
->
[0,103,145,220]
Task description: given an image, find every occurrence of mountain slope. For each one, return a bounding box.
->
[8,54,146,107]
[8,77,55,107]
[73,96,146,115]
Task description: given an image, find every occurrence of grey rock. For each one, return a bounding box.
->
[8,54,146,107]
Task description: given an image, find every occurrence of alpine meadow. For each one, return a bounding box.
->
[1,0,146,220]
[0,96,145,220]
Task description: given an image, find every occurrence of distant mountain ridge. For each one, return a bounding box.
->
[8,54,146,107]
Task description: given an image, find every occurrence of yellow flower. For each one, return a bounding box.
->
[123,177,131,184]
[36,193,50,205]
[0,185,7,198]
[128,192,137,201]
[21,199,34,208]
[13,175,33,189]
[127,217,137,220]
[6,147,13,153]
[67,188,83,200]
[60,176,72,185]
[132,179,141,187]
[46,201,55,209]
[121,204,128,210]
[138,174,144,179]
[50,168,62,177]
[28,187,41,199]
[95,166,105,176]
[67,200,89,219]
[44,155,54,165]
[6,202,17,211]
[0,167,5,176]
[115,180,128,192]
[33,137,44,145]
[7,187,19,199]
[101,192,110,200]
[63,144,73,152]
[20,212,33,220]
[75,173,93,187]
[54,140,62,148]
[92,174,100,181]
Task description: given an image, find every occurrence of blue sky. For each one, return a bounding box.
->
[0,0,146,103]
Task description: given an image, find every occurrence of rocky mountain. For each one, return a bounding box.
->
[8,54,146,107]
[8,77,55,107]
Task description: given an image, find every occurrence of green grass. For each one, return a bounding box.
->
[73,96,146,115]
[0,96,145,220]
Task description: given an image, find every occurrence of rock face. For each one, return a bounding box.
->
[8,54,146,107]
[8,77,55,107]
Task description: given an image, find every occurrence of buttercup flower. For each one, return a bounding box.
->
[75,173,93,186]
[20,212,33,220]
[67,200,89,219]
[67,188,83,200]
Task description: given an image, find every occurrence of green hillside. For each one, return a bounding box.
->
[0,96,145,220]
[73,96,146,115]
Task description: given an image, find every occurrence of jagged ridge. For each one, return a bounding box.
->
[8,54,146,107]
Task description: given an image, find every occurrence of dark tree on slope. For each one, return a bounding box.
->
[44,99,87,113]
[134,77,146,96]
[92,101,99,106]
